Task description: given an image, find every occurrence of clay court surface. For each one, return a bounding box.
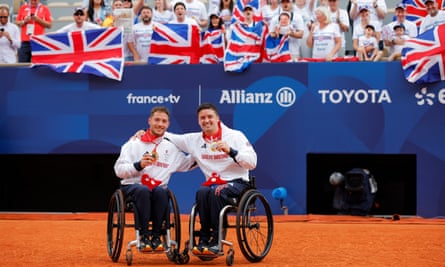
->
[1,213,444,267]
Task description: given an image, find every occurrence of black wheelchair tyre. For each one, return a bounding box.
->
[167,189,181,251]
[107,189,125,262]
[236,189,274,262]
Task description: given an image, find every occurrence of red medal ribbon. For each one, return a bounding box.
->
[202,172,227,186]
[141,174,162,190]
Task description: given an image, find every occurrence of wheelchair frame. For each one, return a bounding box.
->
[106,188,186,265]
[181,177,274,266]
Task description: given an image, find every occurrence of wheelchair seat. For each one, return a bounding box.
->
[106,187,186,265]
[183,176,274,266]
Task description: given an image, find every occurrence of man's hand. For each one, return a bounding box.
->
[214,184,229,196]
[130,129,146,140]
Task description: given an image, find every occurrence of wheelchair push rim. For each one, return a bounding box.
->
[236,189,274,262]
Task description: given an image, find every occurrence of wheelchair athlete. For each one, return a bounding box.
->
[114,106,195,252]
[165,103,257,255]
[133,103,257,255]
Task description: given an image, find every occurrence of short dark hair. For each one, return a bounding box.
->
[174,1,186,10]
[365,24,375,31]
[140,5,152,12]
[197,103,219,115]
[150,106,170,118]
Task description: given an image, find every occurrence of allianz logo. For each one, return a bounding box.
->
[415,87,445,106]
[219,88,296,107]
[318,89,392,104]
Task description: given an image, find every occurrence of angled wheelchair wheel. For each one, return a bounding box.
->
[166,189,181,251]
[107,189,125,262]
[236,190,274,263]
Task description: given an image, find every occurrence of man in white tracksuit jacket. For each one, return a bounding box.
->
[165,103,257,255]
[114,106,195,252]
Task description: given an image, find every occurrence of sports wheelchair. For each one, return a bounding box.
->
[106,187,186,265]
[180,176,274,266]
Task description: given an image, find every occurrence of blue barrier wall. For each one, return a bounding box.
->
[1,62,444,217]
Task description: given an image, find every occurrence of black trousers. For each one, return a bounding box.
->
[120,184,169,238]
[195,179,250,242]
[18,41,31,63]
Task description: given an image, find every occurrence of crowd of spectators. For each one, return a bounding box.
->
[1,0,445,64]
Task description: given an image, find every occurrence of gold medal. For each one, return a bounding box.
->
[151,151,159,162]
[210,141,218,152]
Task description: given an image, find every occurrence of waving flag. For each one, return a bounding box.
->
[401,24,445,84]
[31,27,124,81]
[200,28,225,64]
[149,23,201,64]
[264,34,292,63]
[402,0,445,27]
[224,21,267,72]
[232,0,263,23]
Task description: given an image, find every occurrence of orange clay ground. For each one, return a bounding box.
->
[0,213,444,267]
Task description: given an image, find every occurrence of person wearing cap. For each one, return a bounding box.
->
[357,24,378,61]
[127,5,154,62]
[15,0,52,63]
[382,3,417,57]
[349,0,387,57]
[349,0,387,28]
[387,24,408,61]
[56,7,102,33]
[419,0,445,34]
[352,5,382,61]
[0,5,21,64]
[269,0,305,61]
[225,4,256,40]
[200,12,226,63]
[307,6,341,61]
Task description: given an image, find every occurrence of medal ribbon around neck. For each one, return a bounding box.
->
[202,121,222,151]
[141,129,162,161]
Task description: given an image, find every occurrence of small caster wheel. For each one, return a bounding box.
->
[175,253,190,264]
[126,249,133,266]
[166,249,176,262]
[226,248,234,266]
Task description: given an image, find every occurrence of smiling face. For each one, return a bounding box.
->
[425,1,438,16]
[198,108,219,135]
[148,110,170,137]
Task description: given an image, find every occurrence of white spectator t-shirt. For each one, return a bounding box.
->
[128,22,154,62]
[311,22,341,59]
[153,9,174,24]
[419,10,445,34]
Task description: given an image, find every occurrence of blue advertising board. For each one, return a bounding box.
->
[1,62,444,217]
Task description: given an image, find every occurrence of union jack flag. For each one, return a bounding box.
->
[232,0,263,24]
[200,28,225,64]
[401,23,445,84]
[224,21,267,72]
[264,34,292,63]
[31,27,124,81]
[402,0,445,27]
[148,23,201,64]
